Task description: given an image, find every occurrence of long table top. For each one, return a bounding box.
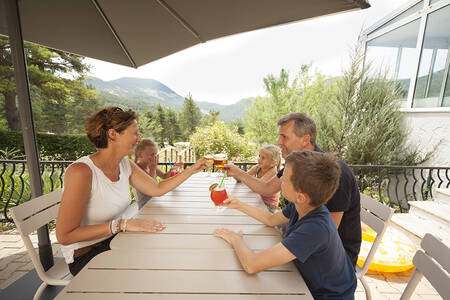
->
[55,172,312,299]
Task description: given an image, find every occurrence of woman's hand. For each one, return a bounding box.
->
[213,228,243,245]
[125,219,166,233]
[222,196,242,209]
[189,158,208,174]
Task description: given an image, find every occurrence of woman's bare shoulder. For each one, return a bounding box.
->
[65,162,92,179]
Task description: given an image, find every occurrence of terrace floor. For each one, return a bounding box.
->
[0,229,441,299]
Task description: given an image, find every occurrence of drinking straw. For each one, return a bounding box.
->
[219,171,227,188]
[167,157,173,168]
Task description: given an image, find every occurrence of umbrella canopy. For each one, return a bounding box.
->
[0,0,370,68]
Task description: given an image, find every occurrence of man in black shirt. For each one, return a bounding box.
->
[224,112,361,266]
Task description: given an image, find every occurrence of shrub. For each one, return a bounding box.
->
[189,121,257,161]
[0,130,96,161]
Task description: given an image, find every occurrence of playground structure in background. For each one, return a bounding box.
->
[157,145,196,166]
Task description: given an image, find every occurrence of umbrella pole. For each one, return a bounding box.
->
[2,0,54,271]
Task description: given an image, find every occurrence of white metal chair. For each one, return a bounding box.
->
[357,193,395,300]
[10,189,72,300]
[400,233,450,300]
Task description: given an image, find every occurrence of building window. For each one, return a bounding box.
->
[366,19,421,107]
[443,64,450,106]
[413,5,450,108]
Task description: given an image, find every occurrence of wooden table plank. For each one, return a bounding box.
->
[130,223,280,235]
[64,269,309,295]
[152,195,263,205]
[110,233,282,250]
[145,200,265,209]
[163,190,259,197]
[138,214,264,225]
[58,294,306,300]
[87,249,294,271]
[139,207,249,216]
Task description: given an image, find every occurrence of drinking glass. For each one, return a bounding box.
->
[213,153,227,178]
[204,154,214,177]
[169,166,180,177]
[210,184,228,212]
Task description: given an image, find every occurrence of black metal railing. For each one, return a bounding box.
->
[1,160,449,222]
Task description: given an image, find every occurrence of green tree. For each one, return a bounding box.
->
[138,109,160,141]
[166,108,182,145]
[227,119,245,135]
[316,50,430,165]
[0,36,99,133]
[244,66,334,145]
[180,93,202,140]
[201,110,221,127]
[190,121,257,161]
[155,104,167,145]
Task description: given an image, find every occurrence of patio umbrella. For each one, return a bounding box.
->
[0,0,370,68]
[0,0,370,271]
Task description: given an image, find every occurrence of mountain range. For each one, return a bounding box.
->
[86,77,253,121]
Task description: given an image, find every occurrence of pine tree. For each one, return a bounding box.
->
[166,108,181,145]
[0,36,99,133]
[180,93,202,140]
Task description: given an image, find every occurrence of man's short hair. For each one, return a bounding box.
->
[277,112,317,144]
[285,151,341,207]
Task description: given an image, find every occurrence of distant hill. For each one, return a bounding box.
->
[86,77,252,121]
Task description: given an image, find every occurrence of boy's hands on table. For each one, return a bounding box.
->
[213,228,243,245]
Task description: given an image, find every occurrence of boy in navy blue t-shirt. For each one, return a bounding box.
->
[214,151,356,300]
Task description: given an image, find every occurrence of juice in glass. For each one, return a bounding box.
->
[213,154,227,169]
[169,167,180,177]
[210,186,228,206]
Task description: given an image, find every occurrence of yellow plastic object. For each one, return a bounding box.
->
[358,224,416,273]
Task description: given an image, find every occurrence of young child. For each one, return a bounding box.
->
[134,138,183,209]
[247,145,281,212]
[214,151,357,300]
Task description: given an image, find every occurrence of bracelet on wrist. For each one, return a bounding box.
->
[123,219,128,232]
[111,218,121,234]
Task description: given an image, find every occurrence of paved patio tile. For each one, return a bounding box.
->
[0,262,27,280]
[0,270,28,290]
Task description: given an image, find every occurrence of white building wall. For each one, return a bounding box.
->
[403,111,450,166]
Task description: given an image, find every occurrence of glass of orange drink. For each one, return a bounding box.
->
[209,183,228,211]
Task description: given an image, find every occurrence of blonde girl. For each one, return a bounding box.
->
[134,138,183,208]
[247,145,281,212]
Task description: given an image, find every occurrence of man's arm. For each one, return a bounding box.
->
[329,211,343,228]
[223,197,288,227]
[213,229,295,274]
[224,164,281,197]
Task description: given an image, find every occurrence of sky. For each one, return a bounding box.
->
[86,0,410,105]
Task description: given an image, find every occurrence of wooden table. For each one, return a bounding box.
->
[55,172,313,299]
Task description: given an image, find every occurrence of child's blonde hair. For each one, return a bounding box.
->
[260,145,282,171]
[134,138,157,162]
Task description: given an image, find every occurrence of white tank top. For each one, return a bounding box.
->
[60,155,133,263]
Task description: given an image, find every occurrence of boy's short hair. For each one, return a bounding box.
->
[285,151,341,207]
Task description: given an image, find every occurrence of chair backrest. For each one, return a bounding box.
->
[10,189,64,284]
[400,233,450,299]
[358,193,395,275]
